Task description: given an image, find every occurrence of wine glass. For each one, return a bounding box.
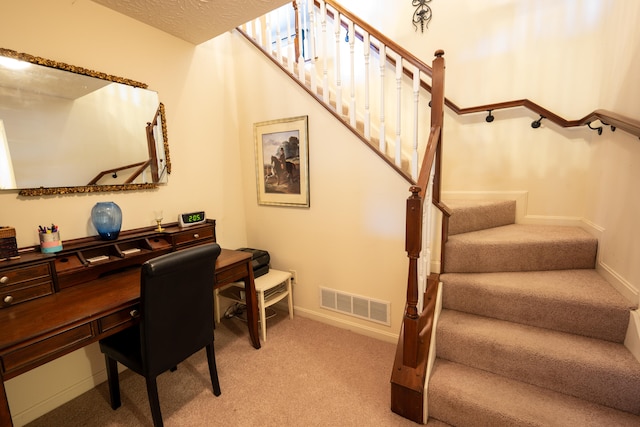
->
[154,210,164,232]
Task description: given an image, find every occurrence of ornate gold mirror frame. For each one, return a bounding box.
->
[0,48,171,196]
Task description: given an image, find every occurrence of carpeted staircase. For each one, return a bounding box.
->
[427,199,640,426]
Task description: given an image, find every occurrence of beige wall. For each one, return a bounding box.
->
[0,1,247,250]
[231,30,411,338]
[2,0,640,424]
[0,1,247,425]
[339,0,640,298]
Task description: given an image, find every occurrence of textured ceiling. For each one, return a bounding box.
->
[90,0,291,44]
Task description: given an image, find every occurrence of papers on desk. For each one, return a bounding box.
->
[122,248,141,255]
[86,255,109,264]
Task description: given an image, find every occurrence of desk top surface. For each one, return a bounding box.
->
[0,249,250,350]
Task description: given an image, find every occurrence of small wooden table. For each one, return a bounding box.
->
[0,246,260,426]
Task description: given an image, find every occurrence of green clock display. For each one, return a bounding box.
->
[178,211,206,227]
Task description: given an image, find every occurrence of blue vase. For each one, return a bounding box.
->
[91,202,122,240]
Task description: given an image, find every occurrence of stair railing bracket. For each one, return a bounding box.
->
[587,121,603,135]
[486,110,494,123]
[531,115,545,129]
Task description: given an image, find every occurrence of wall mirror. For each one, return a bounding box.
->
[0,48,171,196]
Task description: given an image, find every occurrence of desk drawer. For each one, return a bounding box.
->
[1,280,54,308]
[215,263,249,287]
[172,227,215,248]
[0,263,54,308]
[99,306,140,334]
[1,324,93,375]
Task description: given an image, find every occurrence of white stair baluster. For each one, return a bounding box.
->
[297,0,305,81]
[260,15,268,48]
[320,1,329,102]
[349,20,356,126]
[308,0,317,93]
[267,14,274,54]
[418,154,436,311]
[249,19,256,40]
[395,55,402,168]
[364,32,371,139]
[334,12,343,117]
[379,45,386,152]
[287,5,295,74]
[275,8,282,61]
[412,65,420,180]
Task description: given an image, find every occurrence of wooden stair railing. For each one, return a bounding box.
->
[390,50,446,424]
[315,2,640,141]
[318,0,640,140]
[242,1,640,192]
[87,160,152,185]
[448,100,640,139]
[238,2,640,424]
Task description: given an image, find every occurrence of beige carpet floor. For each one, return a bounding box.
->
[26,310,418,427]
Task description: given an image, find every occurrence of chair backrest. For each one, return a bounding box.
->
[139,243,221,376]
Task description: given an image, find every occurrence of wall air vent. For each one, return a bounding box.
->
[320,287,390,326]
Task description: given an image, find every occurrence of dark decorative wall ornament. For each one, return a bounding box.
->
[412,0,433,33]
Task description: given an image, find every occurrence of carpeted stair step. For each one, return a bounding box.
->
[444,224,597,273]
[446,199,516,235]
[436,309,640,414]
[440,269,633,342]
[428,359,640,427]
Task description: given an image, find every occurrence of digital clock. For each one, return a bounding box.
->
[178,211,206,227]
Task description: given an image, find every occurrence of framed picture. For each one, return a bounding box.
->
[254,115,310,207]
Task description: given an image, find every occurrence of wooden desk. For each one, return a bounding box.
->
[0,224,260,426]
[214,249,260,349]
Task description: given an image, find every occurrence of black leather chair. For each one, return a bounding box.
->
[99,243,222,427]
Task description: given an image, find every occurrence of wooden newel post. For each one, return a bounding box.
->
[405,185,422,319]
[403,185,423,367]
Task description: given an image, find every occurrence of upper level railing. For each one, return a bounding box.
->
[240,0,436,185]
[241,1,640,189]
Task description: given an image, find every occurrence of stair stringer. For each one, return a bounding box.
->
[423,280,443,424]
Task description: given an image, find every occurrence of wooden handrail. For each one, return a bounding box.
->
[447,101,640,138]
[87,160,152,185]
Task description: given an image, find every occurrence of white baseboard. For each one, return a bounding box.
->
[293,306,399,344]
[625,310,640,364]
[423,281,443,425]
[597,261,639,307]
[11,371,107,427]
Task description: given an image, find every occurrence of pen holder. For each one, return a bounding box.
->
[40,231,63,254]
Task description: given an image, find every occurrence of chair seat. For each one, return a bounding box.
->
[100,327,144,373]
[215,269,293,341]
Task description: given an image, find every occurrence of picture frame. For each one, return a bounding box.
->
[254,115,310,207]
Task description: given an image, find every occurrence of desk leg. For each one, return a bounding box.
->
[0,376,13,426]
[243,267,261,349]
